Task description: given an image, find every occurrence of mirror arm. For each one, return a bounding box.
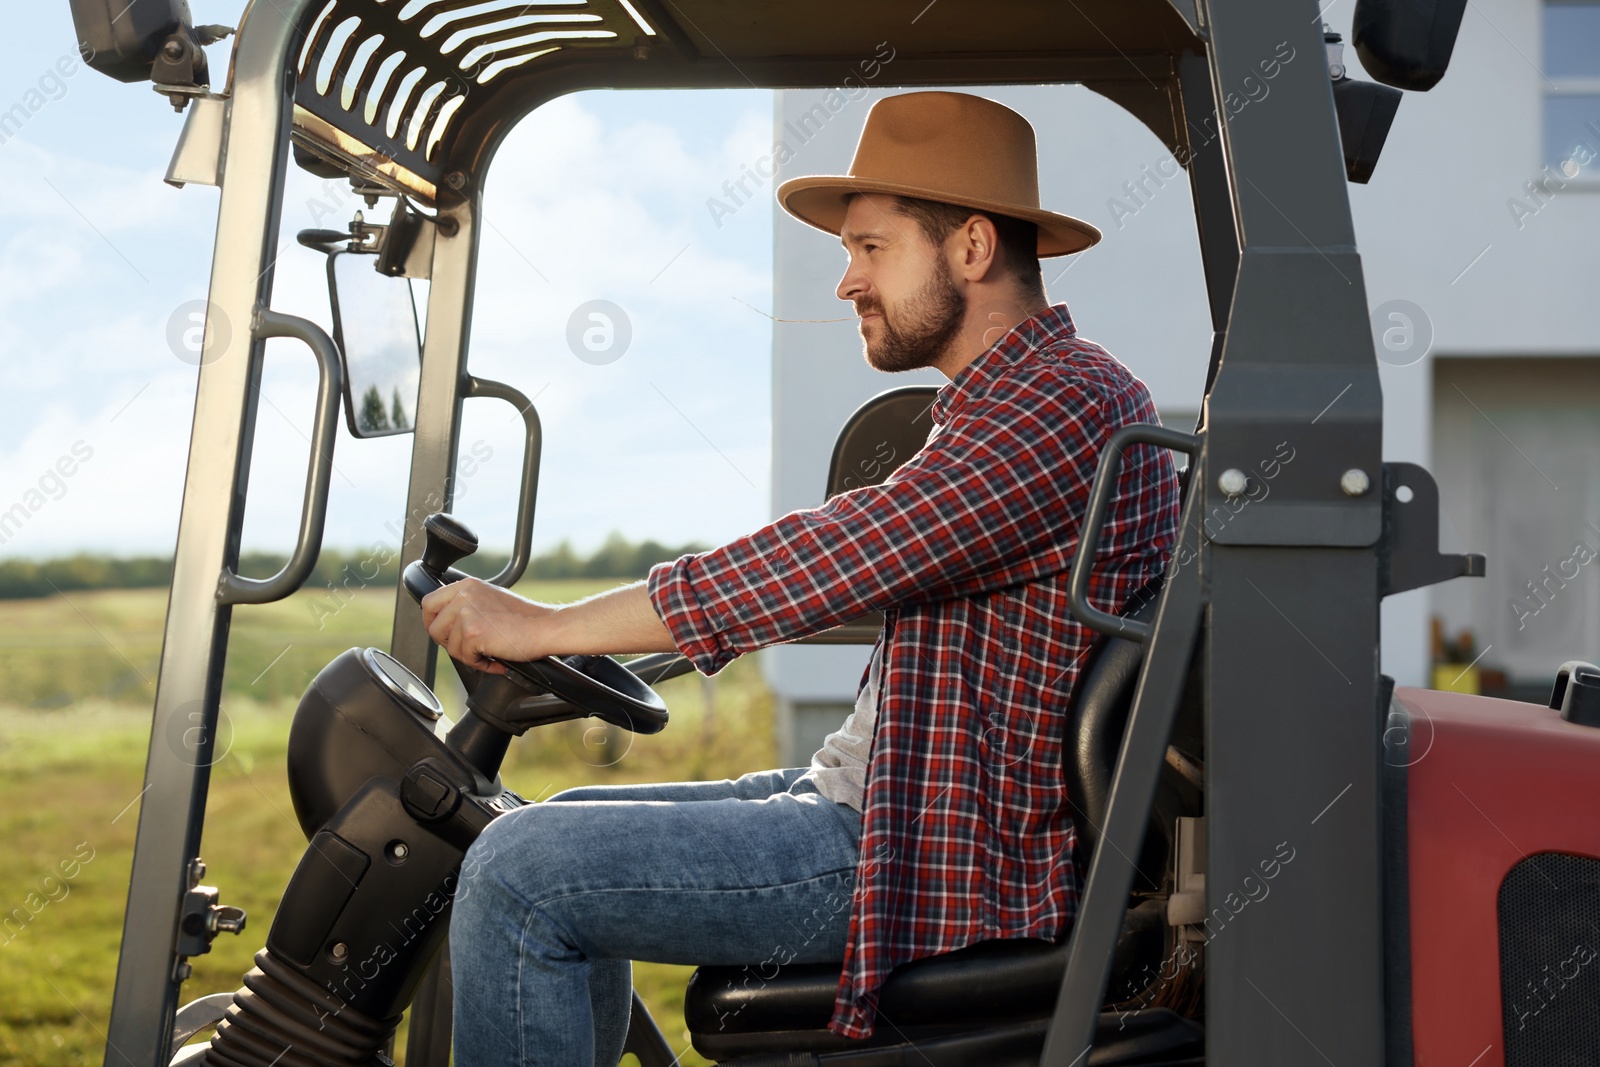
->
[218,307,344,605]
[462,375,541,588]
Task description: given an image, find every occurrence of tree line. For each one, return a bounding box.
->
[0,531,707,601]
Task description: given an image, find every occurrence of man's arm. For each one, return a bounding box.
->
[420,578,676,674]
[422,375,1159,678]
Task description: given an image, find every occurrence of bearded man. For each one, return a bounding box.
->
[424,90,1180,1065]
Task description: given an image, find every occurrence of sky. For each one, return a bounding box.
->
[0,3,778,561]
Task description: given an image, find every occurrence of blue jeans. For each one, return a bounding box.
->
[449,767,863,1066]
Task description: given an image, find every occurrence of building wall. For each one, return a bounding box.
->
[1345,0,1600,690]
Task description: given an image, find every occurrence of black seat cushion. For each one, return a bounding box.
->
[688,937,1065,1039]
[687,903,1171,1059]
[687,935,1199,1060]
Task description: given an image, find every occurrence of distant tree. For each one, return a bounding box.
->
[0,554,174,599]
[631,539,673,575]
[359,385,390,433]
[529,540,581,580]
[582,531,636,578]
[390,387,409,431]
[0,535,710,600]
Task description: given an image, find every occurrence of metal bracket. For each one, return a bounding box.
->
[1204,411,1383,548]
[164,92,228,189]
[173,859,247,981]
[1379,461,1485,597]
[151,30,209,111]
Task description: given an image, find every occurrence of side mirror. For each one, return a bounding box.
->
[327,249,422,439]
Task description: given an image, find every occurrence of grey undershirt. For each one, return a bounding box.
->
[796,644,882,813]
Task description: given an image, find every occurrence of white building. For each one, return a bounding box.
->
[763,1,1600,761]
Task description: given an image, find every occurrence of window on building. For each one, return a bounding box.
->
[1544,1,1600,178]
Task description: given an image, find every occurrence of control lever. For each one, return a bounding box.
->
[403,513,478,603]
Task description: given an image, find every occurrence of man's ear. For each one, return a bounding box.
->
[957,214,1002,283]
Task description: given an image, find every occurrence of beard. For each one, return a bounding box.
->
[857,257,967,373]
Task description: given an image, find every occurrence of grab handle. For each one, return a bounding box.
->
[218,307,344,605]
[1068,423,1200,642]
[464,375,542,588]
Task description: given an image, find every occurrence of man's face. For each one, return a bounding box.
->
[836,194,966,373]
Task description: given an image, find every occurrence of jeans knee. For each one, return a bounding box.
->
[455,803,579,914]
[453,833,503,920]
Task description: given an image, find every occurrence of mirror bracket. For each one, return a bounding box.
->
[378,199,435,280]
[296,199,434,279]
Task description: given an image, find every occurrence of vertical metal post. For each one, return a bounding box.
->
[404,951,457,1067]
[1041,493,1207,1065]
[389,191,479,685]
[389,188,481,1067]
[1176,50,1241,411]
[1200,0,1386,1064]
[102,3,316,1065]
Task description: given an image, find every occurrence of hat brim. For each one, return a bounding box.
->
[775,174,1101,258]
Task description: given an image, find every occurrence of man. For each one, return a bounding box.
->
[428,91,1179,1065]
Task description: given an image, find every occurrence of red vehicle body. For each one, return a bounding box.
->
[1398,685,1600,1067]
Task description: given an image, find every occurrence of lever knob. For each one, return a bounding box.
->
[421,513,478,577]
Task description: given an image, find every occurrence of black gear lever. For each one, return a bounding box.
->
[402,513,478,602]
[421,513,478,577]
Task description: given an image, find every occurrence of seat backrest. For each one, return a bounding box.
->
[1062,584,1163,863]
[825,385,938,499]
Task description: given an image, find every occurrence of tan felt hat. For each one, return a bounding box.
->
[776,91,1101,258]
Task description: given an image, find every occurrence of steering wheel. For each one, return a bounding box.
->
[403,513,670,735]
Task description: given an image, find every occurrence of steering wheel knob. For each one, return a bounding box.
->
[422,513,478,577]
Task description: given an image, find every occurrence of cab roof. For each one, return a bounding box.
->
[286,0,1203,203]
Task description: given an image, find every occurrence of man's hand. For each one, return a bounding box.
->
[420,578,680,672]
[420,579,558,674]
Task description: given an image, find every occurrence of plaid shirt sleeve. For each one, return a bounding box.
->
[647,368,1114,675]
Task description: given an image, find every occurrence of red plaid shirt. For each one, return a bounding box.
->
[648,304,1179,1038]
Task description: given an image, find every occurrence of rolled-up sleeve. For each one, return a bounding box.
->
[647,374,1110,675]
[647,552,745,675]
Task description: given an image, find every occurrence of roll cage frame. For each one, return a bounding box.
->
[97,0,1478,1064]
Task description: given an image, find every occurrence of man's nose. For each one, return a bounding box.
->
[836,264,866,303]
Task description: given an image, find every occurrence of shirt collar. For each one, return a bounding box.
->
[929,303,1077,426]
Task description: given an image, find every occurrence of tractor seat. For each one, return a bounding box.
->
[683,592,1194,1063]
[684,949,1201,1063]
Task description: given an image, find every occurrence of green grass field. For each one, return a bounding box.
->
[0,579,780,1066]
